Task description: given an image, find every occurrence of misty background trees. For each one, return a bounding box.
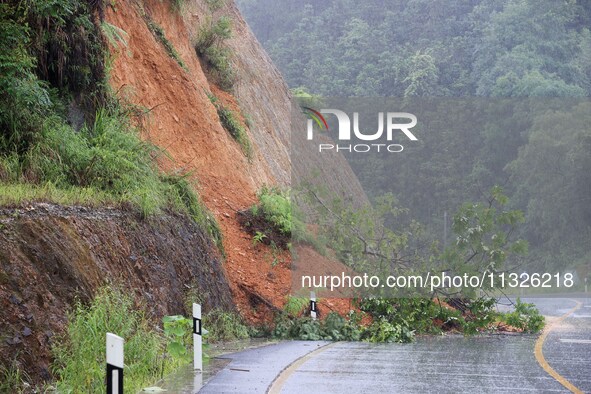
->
[238,0,591,274]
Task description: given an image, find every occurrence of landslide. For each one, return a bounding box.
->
[0,0,369,384]
[105,0,368,323]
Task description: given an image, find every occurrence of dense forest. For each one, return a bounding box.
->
[238,0,591,273]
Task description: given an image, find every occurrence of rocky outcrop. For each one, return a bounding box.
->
[0,203,232,382]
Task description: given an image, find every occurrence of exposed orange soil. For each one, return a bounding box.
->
[105,0,359,323]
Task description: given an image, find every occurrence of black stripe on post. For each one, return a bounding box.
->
[310,300,317,313]
[193,317,202,335]
[106,363,123,394]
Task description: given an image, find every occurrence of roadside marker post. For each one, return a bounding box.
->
[193,303,203,371]
[106,333,124,394]
[193,369,203,390]
[310,291,317,320]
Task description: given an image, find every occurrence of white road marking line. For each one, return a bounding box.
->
[559,339,591,344]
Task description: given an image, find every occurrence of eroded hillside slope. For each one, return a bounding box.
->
[0,0,368,385]
[105,0,367,320]
[0,203,232,382]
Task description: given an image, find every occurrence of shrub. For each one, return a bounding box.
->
[240,187,292,249]
[360,296,543,338]
[359,298,463,340]
[200,44,235,90]
[359,298,419,342]
[322,312,362,341]
[1,110,165,214]
[195,16,232,51]
[209,94,252,159]
[144,17,187,71]
[271,296,544,344]
[194,14,236,90]
[240,186,318,250]
[51,287,173,393]
[272,312,362,341]
[254,187,293,235]
[163,315,193,364]
[0,3,51,155]
[284,296,309,317]
[363,317,415,343]
[202,310,250,342]
[502,298,545,333]
[1,0,108,152]
[461,297,497,335]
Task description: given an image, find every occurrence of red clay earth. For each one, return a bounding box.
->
[105,0,362,324]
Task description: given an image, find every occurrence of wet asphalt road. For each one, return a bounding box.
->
[537,297,591,393]
[198,341,330,393]
[197,297,590,393]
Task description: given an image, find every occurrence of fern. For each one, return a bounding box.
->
[101,22,129,49]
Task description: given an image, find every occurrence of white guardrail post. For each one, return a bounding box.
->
[310,291,317,320]
[193,303,203,371]
[106,333,124,394]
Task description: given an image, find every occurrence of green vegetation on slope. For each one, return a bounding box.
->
[141,7,188,71]
[238,0,591,273]
[0,0,105,155]
[49,287,250,392]
[208,93,253,159]
[195,0,236,90]
[0,0,223,250]
[239,0,590,98]
[251,187,294,236]
[51,287,178,393]
[240,186,325,253]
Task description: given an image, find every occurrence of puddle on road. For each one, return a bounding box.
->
[141,358,229,393]
[140,339,278,393]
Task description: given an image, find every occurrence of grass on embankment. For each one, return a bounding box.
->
[0,183,116,207]
[48,285,250,393]
[51,287,174,393]
[0,0,223,251]
[0,109,223,252]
